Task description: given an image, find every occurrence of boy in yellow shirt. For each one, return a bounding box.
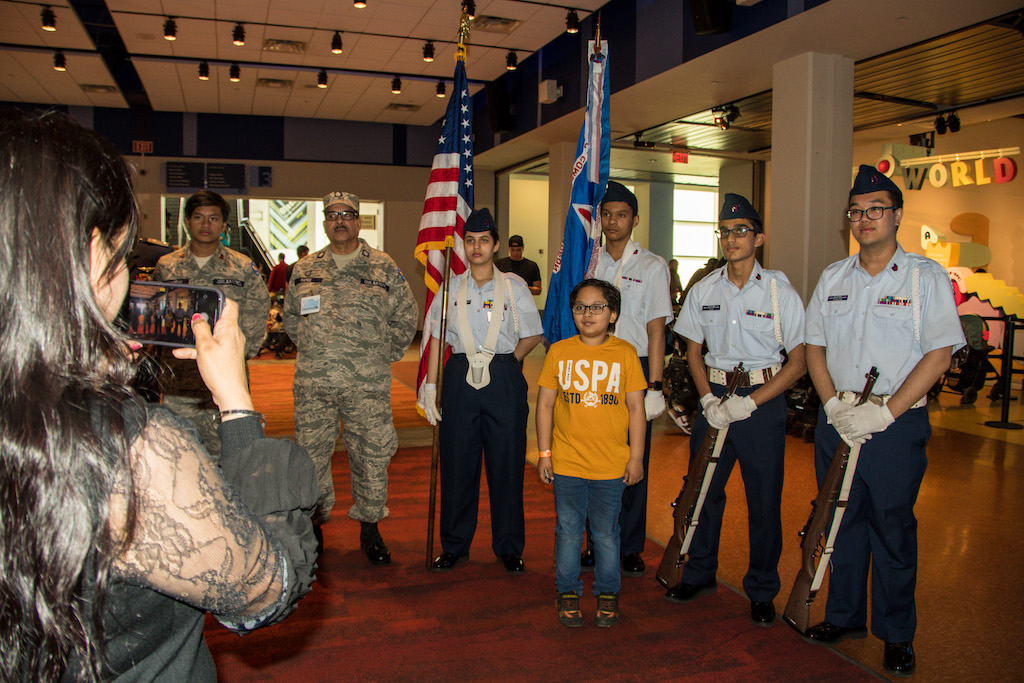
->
[537,279,647,627]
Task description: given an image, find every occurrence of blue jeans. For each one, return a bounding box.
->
[554,475,626,595]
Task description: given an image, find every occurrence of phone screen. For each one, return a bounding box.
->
[119,281,225,348]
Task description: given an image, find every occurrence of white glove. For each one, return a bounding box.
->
[644,389,666,421]
[421,383,442,426]
[824,396,854,425]
[719,395,757,423]
[834,402,894,442]
[700,393,720,412]
[703,401,730,430]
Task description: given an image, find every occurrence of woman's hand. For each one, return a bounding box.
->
[172,299,254,413]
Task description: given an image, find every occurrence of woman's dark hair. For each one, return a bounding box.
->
[570,278,621,315]
[0,109,140,681]
[184,189,230,223]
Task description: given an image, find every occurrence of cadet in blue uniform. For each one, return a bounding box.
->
[422,209,544,573]
[586,182,672,577]
[669,194,806,626]
[803,166,965,676]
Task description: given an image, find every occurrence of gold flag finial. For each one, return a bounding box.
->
[593,13,601,58]
[456,8,471,62]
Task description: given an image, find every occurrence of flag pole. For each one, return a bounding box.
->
[426,8,472,569]
[426,245,453,568]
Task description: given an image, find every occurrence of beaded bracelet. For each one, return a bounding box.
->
[217,409,267,428]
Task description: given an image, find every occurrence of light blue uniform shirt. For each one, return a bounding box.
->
[593,243,673,357]
[675,261,805,371]
[427,272,543,355]
[805,246,965,396]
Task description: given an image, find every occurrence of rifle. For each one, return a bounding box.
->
[656,363,745,590]
[782,367,879,633]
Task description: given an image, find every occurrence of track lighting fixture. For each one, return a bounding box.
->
[317,69,328,88]
[354,0,367,8]
[331,31,343,54]
[632,132,655,149]
[229,63,240,82]
[506,49,518,71]
[232,22,245,46]
[946,111,960,133]
[462,0,476,20]
[41,6,56,32]
[53,51,66,71]
[164,17,177,41]
[713,104,740,130]
[198,61,210,80]
[934,114,947,135]
[391,75,402,94]
[436,80,446,98]
[566,9,580,34]
[423,40,435,62]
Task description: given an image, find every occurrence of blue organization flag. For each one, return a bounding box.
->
[542,40,610,345]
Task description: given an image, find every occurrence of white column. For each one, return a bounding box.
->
[769,52,854,300]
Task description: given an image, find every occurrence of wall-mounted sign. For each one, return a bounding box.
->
[163,162,248,194]
[672,151,688,163]
[876,146,1019,191]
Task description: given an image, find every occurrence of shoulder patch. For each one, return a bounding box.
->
[251,261,260,275]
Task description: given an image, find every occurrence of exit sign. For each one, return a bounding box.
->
[132,140,153,154]
[672,151,688,164]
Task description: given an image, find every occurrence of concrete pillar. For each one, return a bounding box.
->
[648,181,674,262]
[769,52,854,300]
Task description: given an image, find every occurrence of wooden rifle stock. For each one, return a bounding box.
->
[656,363,745,589]
[782,367,879,633]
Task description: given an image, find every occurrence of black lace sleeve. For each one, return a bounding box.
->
[110,408,318,632]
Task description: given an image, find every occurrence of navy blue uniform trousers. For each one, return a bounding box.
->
[439,353,527,557]
[814,404,929,643]
[680,383,786,601]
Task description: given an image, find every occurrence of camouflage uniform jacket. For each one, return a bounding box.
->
[154,242,270,394]
[285,240,417,389]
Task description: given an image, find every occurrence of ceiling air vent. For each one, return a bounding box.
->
[386,103,420,112]
[80,84,119,94]
[471,16,521,34]
[263,39,307,54]
[256,78,293,89]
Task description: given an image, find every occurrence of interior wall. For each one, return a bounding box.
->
[133,156,495,326]
[507,176,549,307]
[852,117,1024,290]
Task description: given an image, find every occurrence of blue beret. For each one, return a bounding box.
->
[600,181,638,215]
[850,165,903,206]
[719,193,761,228]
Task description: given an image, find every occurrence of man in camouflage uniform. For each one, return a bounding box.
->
[154,190,269,456]
[285,191,417,565]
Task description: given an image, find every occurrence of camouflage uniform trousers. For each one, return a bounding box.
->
[293,381,397,526]
[162,394,221,458]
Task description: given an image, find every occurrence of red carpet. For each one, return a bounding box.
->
[204,446,875,681]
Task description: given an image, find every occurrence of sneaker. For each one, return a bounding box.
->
[557,592,584,628]
[595,593,619,627]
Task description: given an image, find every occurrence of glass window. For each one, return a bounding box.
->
[672,187,719,287]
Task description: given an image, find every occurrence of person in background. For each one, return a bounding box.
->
[268,252,288,293]
[286,244,310,286]
[495,234,542,295]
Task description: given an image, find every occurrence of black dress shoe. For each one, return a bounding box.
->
[431,552,468,572]
[580,548,595,572]
[750,601,775,626]
[883,641,915,676]
[621,553,646,577]
[803,621,868,644]
[664,580,716,604]
[500,554,525,574]
[359,522,390,565]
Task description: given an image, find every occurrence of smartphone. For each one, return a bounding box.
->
[119,281,225,348]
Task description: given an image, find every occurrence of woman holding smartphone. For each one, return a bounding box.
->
[0,110,319,681]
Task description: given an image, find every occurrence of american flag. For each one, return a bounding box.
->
[542,40,610,345]
[414,58,472,405]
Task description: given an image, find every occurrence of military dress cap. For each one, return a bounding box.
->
[601,181,638,215]
[850,164,903,206]
[323,191,360,212]
[464,207,496,233]
[508,234,524,247]
[719,193,761,228]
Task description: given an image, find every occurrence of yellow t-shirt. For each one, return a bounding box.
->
[538,334,647,480]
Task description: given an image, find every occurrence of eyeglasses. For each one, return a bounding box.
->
[715,226,752,239]
[572,303,610,315]
[846,206,897,222]
[324,210,358,221]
